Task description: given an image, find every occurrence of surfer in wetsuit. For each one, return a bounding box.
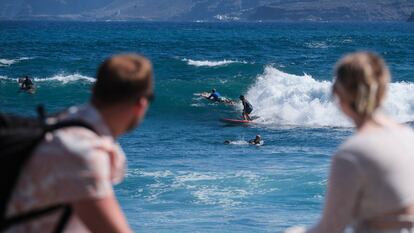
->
[20,76,34,91]
[223,135,262,145]
[207,89,221,101]
[240,95,253,120]
[203,89,235,105]
[248,135,262,145]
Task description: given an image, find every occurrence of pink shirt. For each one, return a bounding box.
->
[6,104,126,233]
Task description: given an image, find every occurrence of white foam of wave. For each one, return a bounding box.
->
[214,14,240,21]
[178,171,268,207]
[128,170,174,178]
[0,76,25,82]
[342,39,353,43]
[224,139,264,146]
[305,41,329,49]
[0,57,32,67]
[385,82,414,123]
[130,170,275,207]
[0,59,15,66]
[190,103,204,107]
[34,74,95,84]
[245,66,414,127]
[227,140,249,145]
[0,74,94,84]
[192,187,249,206]
[182,58,247,67]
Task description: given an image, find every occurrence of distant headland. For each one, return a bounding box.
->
[1,0,413,22]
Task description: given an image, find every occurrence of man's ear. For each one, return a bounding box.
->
[133,97,149,117]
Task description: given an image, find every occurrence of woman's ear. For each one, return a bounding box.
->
[339,98,360,122]
[335,87,356,119]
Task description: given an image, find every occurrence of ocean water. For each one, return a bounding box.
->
[1,21,414,232]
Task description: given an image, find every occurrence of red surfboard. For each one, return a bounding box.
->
[220,118,253,124]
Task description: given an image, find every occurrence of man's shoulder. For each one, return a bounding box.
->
[31,124,126,184]
[39,126,117,161]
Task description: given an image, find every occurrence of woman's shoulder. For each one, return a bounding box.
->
[336,124,414,163]
[334,130,383,165]
[337,133,368,154]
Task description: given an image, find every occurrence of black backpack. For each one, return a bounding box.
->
[0,106,96,233]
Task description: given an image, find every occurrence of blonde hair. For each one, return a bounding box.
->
[333,52,390,117]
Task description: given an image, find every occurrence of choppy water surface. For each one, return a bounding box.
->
[1,21,414,232]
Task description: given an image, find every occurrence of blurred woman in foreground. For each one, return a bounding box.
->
[287,52,414,233]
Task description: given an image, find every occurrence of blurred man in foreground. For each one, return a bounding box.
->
[6,54,153,233]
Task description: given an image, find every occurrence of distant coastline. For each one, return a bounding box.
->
[0,18,413,23]
[1,0,413,22]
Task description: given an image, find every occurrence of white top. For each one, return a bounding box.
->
[295,125,414,233]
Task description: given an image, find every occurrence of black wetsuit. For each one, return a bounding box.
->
[21,78,34,90]
[242,100,253,114]
[248,139,261,145]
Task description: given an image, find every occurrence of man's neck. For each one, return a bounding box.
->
[91,101,125,138]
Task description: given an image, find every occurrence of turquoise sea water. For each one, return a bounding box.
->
[1,21,414,232]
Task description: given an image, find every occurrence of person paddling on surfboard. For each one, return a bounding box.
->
[19,76,34,91]
[201,89,235,105]
[207,89,221,102]
[239,95,253,121]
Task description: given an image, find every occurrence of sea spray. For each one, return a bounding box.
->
[385,82,414,123]
[245,66,414,127]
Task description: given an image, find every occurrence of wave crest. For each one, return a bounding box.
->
[245,66,414,127]
[183,58,247,67]
[0,74,94,84]
[34,74,95,84]
[0,57,32,67]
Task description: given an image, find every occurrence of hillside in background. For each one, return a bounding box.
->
[1,0,414,22]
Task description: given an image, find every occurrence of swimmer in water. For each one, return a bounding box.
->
[224,135,263,145]
[248,135,262,145]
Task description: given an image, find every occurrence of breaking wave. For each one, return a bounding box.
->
[245,66,414,127]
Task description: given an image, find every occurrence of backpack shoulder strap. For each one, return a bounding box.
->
[45,120,97,135]
[53,206,72,233]
[0,204,71,233]
[0,120,98,232]
[0,205,65,230]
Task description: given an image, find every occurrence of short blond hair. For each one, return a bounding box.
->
[333,52,390,117]
[92,54,153,105]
